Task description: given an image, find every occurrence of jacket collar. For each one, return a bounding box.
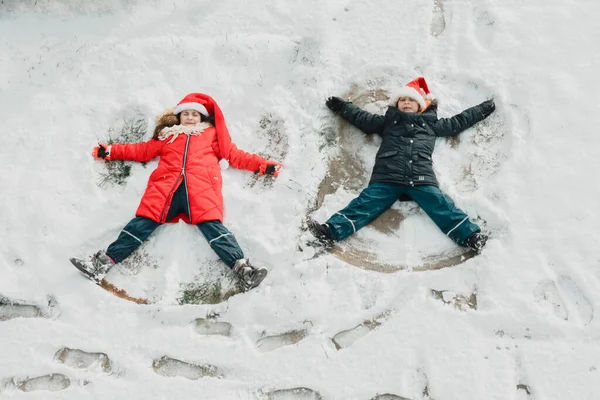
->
[387,106,438,120]
[158,122,212,143]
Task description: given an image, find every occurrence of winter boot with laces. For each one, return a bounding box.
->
[307,219,334,249]
[465,232,489,254]
[69,251,115,284]
[233,259,268,292]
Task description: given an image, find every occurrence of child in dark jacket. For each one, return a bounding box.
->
[308,77,495,253]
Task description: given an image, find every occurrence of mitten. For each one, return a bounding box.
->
[479,99,496,119]
[92,143,111,160]
[257,161,283,177]
[325,96,346,113]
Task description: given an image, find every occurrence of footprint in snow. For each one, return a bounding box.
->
[430,0,446,37]
[534,276,593,325]
[4,374,70,392]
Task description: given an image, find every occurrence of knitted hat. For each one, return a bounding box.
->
[173,93,210,116]
[393,77,434,110]
[173,93,233,159]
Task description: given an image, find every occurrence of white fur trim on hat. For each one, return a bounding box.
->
[173,102,209,116]
[425,93,437,101]
[393,87,426,110]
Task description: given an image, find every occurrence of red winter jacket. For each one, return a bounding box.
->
[110,126,265,224]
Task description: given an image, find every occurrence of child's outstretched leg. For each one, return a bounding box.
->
[197,220,267,291]
[308,182,400,245]
[406,186,487,252]
[71,217,160,283]
[106,217,161,263]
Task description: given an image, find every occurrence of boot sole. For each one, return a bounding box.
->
[244,268,268,291]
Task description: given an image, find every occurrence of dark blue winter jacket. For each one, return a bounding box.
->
[339,103,487,187]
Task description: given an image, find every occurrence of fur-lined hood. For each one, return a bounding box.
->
[153,107,213,143]
[157,122,212,143]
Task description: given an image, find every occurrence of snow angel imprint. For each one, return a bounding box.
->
[308,77,495,254]
[71,93,283,292]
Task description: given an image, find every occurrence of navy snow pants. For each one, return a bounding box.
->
[106,181,244,268]
[325,182,480,246]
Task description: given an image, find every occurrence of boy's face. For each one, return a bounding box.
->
[397,97,420,113]
[180,109,202,125]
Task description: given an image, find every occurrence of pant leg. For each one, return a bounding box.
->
[165,180,189,221]
[106,182,189,264]
[405,186,480,246]
[325,182,401,241]
[106,217,160,263]
[197,220,244,268]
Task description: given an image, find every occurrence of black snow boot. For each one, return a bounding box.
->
[465,232,488,254]
[233,259,268,292]
[70,250,115,284]
[307,219,334,248]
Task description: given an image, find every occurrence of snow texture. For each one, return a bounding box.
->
[2,0,600,399]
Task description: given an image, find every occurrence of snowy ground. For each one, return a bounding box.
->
[2,0,600,399]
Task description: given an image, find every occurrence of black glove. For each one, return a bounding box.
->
[92,143,110,159]
[479,99,496,119]
[325,96,346,113]
[264,164,277,175]
[97,144,108,159]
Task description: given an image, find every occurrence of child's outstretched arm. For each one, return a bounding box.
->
[326,96,385,135]
[214,140,283,177]
[92,139,164,162]
[432,99,495,137]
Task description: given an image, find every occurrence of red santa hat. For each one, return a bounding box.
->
[392,76,435,110]
[173,93,210,116]
[173,93,232,159]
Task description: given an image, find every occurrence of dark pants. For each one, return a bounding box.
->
[325,183,480,246]
[106,182,244,268]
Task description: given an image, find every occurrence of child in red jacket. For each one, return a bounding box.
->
[71,93,283,291]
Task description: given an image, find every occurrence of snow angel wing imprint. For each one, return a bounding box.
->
[71,93,285,299]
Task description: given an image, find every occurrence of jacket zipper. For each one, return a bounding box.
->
[182,135,192,222]
[159,135,192,223]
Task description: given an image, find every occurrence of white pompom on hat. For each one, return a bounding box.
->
[392,76,435,110]
[173,93,210,116]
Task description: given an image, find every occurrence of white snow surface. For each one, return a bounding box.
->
[2,0,600,399]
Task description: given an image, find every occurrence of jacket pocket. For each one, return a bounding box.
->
[377,150,399,159]
[417,151,432,161]
[207,167,222,187]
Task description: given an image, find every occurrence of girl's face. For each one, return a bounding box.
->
[180,110,202,125]
[397,97,420,113]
